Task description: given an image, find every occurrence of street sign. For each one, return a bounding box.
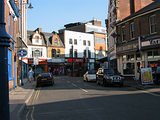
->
[34,57,39,65]
[17,49,27,57]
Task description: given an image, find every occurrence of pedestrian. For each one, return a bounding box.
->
[28,68,34,83]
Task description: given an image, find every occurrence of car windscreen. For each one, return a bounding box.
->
[88,70,96,74]
[104,69,114,75]
[40,73,51,77]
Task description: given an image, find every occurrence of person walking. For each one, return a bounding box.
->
[28,68,34,83]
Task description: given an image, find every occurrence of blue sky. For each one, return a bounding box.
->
[27,0,108,32]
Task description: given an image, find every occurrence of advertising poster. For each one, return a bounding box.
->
[141,68,153,85]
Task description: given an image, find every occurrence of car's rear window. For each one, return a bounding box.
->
[88,70,96,74]
[104,69,114,75]
[40,73,51,77]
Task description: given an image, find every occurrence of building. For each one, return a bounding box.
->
[116,0,160,79]
[4,0,21,89]
[47,32,65,76]
[106,0,154,71]
[26,28,48,75]
[61,19,107,69]
[59,30,95,76]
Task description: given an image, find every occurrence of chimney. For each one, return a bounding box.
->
[130,0,135,14]
[36,28,42,33]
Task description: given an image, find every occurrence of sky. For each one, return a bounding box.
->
[27,0,108,32]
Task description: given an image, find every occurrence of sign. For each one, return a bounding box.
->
[47,58,65,63]
[141,68,153,85]
[34,57,39,65]
[66,58,84,63]
[17,49,27,57]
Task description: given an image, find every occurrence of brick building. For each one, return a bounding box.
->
[116,0,160,79]
[106,0,154,71]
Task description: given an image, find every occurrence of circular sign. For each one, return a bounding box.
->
[17,49,27,57]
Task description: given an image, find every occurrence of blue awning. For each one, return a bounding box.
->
[9,0,20,17]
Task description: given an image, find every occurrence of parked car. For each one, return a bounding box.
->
[96,68,124,87]
[83,70,97,82]
[36,73,54,87]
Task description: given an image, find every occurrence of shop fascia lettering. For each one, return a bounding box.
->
[149,39,160,45]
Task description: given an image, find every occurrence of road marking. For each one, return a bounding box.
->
[31,106,35,120]
[72,83,88,93]
[141,90,160,97]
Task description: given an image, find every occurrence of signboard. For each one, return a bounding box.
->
[17,49,27,57]
[141,68,153,85]
[66,58,85,63]
[47,58,65,63]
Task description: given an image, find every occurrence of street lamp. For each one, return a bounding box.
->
[0,0,11,120]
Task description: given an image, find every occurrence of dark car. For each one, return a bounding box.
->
[36,73,54,87]
[96,68,124,87]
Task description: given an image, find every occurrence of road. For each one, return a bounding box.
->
[23,76,160,120]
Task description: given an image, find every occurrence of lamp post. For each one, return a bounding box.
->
[0,0,11,120]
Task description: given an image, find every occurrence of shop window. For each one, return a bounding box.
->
[153,50,160,58]
[123,63,135,75]
[122,55,127,61]
[147,51,153,59]
[136,53,141,61]
[127,54,134,61]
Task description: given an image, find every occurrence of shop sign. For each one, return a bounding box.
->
[140,68,153,85]
[66,58,84,63]
[150,39,160,45]
[47,58,65,63]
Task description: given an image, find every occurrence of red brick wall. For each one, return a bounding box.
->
[135,0,153,12]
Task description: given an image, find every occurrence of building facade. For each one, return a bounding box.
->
[116,0,160,79]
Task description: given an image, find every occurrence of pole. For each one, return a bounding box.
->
[71,45,73,76]
[34,65,36,81]
[21,0,24,86]
[0,0,11,119]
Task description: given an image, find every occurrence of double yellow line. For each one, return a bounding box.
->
[34,88,40,101]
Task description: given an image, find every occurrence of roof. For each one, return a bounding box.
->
[117,0,160,25]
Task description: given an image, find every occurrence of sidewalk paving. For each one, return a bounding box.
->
[9,78,36,120]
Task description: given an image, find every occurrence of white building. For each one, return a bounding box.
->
[60,30,95,74]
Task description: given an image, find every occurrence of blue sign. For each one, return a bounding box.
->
[17,49,27,57]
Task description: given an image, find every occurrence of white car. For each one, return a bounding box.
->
[83,70,96,82]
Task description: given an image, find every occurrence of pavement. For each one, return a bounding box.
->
[8,76,160,120]
[9,78,36,120]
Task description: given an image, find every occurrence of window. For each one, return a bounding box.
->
[136,53,141,61]
[88,41,91,46]
[52,49,56,58]
[70,48,73,57]
[147,51,153,59]
[123,63,135,75]
[74,49,77,58]
[130,23,135,39]
[9,13,11,35]
[83,40,86,46]
[149,15,156,34]
[54,38,58,45]
[69,39,72,44]
[74,39,77,45]
[127,54,134,61]
[121,26,126,41]
[84,50,86,57]
[35,36,39,43]
[154,50,160,58]
[88,50,91,58]
[57,49,60,57]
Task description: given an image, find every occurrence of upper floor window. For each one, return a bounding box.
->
[88,50,91,58]
[83,40,86,46]
[52,49,56,58]
[121,26,126,41]
[35,36,39,43]
[54,38,58,45]
[149,15,156,34]
[84,50,86,58]
[32,48,42,57]
[74,39,77,45]
[88,41,91,46]
[69,48,73,57]
[69,39,72,44]
[130,22,135,39]
[57,49,60,57]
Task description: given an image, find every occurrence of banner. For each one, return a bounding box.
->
[141,68,153,85]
